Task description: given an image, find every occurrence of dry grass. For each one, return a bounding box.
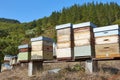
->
[0,61,120,80]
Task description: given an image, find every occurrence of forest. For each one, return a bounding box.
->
[0,2,120,60]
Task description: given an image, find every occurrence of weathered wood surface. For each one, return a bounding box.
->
[57,28,71,36]
[56,48,72,59]
[74,39,90,46]
[95,35,119,44]
[32,45,53,52]
[85,60,98,73]
[28,61,43,76]
[95,43,120,58]
[19,48,31,52]
[18,52,31,61]
[43,51,53,60]
[74,45,94,57]
[31,51,43,60]
[57,35,71,42]
[32,45,43,51]
[74,27,90,33]
[74,32,90,40]
[31,51,53,60]
[31,41,43,46]
[31,41,53,46]
[57,41,71,48]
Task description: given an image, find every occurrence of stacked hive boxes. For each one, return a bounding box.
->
[94,25,120,58]
[56,23,74,60]
[4,55,13,62]
[73,22,96,59]
[18,44,31,62]
[31,36,53,60]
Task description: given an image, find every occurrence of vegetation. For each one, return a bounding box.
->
[0,2,120,58]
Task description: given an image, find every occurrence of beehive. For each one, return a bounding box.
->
[94,24,120,58]
[73,22,96,59]
[18,44,31,62]
[31,36,53,60]
[56,23,74,60]
[4,55,12,62]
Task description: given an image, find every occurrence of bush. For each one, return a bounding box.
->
[66,64,85,72]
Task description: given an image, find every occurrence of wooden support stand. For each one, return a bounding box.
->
[0,61,1,72]
[85,60,98,74]
[28,60,43,76]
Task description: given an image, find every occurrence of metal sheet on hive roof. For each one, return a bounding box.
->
[56,23,72,30]
[93,24,119,32]
[31,36,54,42]
[73,22,96,29]
[18,44,30,49]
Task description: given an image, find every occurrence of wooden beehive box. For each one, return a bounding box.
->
[56,23,74,60]
[94,25,119,37]
[4,55,13,62]
[94,24,120,58]
[31,36,53,60]
[95,35,119,45]
[95,43,120,58]
[18,52,31,62]
[18,44,31,62]
[73,22,96,58]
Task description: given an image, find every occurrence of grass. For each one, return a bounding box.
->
[0,61,120,80]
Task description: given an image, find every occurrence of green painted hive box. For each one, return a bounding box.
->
[18,52,31,62]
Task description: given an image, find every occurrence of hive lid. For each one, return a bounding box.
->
[94,24,119,32]
[31,36,54,42]
[73,22,96,28]
[18,44,30,49]
[56,23,72,30]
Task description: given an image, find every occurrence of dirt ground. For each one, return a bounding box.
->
[0,61,120,80]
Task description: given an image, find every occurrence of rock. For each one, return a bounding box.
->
[48,68,61,74]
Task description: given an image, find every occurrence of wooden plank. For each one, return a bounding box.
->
[74,31,90,40]
[74,45,94,57]
[57,35,71,42]
[28,61,43,76]
[43,51,53,60]
[31,41,43,46]
[96,54,120,58]
[19,48,31,52]
[95,43,120,58]
[85,60,98,74]
[74,27,90,33]
[31,51,43,60]
[57,28,71,36]
[74,39,90,46]
[43,45,53,52]
[0,61,1,72]
[18,52,31,61]
[32,45,43,51]
[57,41,71,48]
[43,41,53,46]
[95,35,119,44]
[56,48,72,59]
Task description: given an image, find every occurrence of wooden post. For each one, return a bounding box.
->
[0,61,1,72]
[85,60,98,74]
[28,61,43,76]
